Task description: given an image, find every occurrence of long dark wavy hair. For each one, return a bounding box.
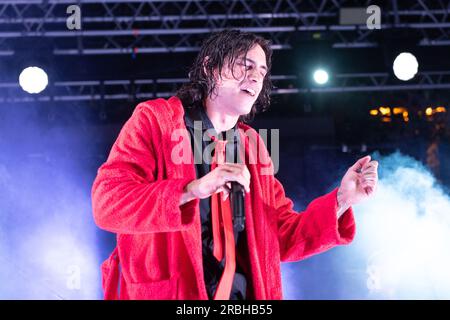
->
[176,29,273,123]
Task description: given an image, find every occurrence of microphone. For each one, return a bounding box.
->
[231,182,245,232]
[226,128,246,232]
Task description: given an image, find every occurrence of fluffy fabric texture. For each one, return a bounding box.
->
[91,96,356,300]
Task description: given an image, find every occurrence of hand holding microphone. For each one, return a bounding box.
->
[182,163,250,203]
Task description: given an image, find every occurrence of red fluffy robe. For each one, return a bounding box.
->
[91,96,356,300]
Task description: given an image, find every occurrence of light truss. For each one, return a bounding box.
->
[1,71,450,103]
[0,0,449,55]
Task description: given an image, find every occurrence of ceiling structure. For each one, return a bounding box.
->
[0,0,449,103]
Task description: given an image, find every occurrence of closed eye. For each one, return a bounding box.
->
[238,58,267,77]
[238,62,252,71]
[239,63,266,78]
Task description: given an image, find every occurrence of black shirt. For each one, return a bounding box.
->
[183,105,248,300]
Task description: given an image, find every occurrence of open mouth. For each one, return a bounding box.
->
[241,88,256,97]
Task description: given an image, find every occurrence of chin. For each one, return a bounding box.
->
[236,104,254,116]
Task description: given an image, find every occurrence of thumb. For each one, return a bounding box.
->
[350,155,371,172]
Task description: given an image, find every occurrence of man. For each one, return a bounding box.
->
[92,30,378,300]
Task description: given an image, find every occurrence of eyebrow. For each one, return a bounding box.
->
[240,57,268,72]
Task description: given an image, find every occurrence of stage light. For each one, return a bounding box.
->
[425,107,433,116]
[379,106,391,116]
[393,107,407,115]
[370,109,379,116]
[402,111,409,120]
[313,69,329,85]
[19,66,48,94]
[393,52,418,81]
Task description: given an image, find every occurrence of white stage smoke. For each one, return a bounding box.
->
[354,151,450,299]
[281,151,450,299]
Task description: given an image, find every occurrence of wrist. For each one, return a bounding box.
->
[336,187,350,218]
[180,180,197,206]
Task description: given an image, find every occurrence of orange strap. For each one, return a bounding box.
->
[210,139,236,300]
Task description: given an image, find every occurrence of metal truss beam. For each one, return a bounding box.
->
[0,0,449,56]
[1,71,450,103]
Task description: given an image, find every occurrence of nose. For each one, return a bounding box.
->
[248,69,262,83]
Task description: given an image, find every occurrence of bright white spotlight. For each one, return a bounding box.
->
[19,66,48,94]
[313,69,329,85]
[393,52,418,81]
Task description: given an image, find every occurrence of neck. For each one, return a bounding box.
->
[204,100,239,134]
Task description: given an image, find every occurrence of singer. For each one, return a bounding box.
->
[91,29,378,300]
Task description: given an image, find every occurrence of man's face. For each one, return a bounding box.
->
[209,44,268,117]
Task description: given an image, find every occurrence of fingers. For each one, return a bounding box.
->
[357,159,378,196]
[361,177,377,184]
[221,163,251,181]
[360,176,377,187]
[351,155,371,173]
[364,186,374,196]
[362,160,378,172]
[361,181,376,196]
[216,163,251,193]
[361,161,378,179]
[221,182,233,200]
[359,172,377,195]
[360,169,377,183]
[216,183,232,200]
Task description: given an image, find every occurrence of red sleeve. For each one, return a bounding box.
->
[274,178,356,262]
[91,103,198,234]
